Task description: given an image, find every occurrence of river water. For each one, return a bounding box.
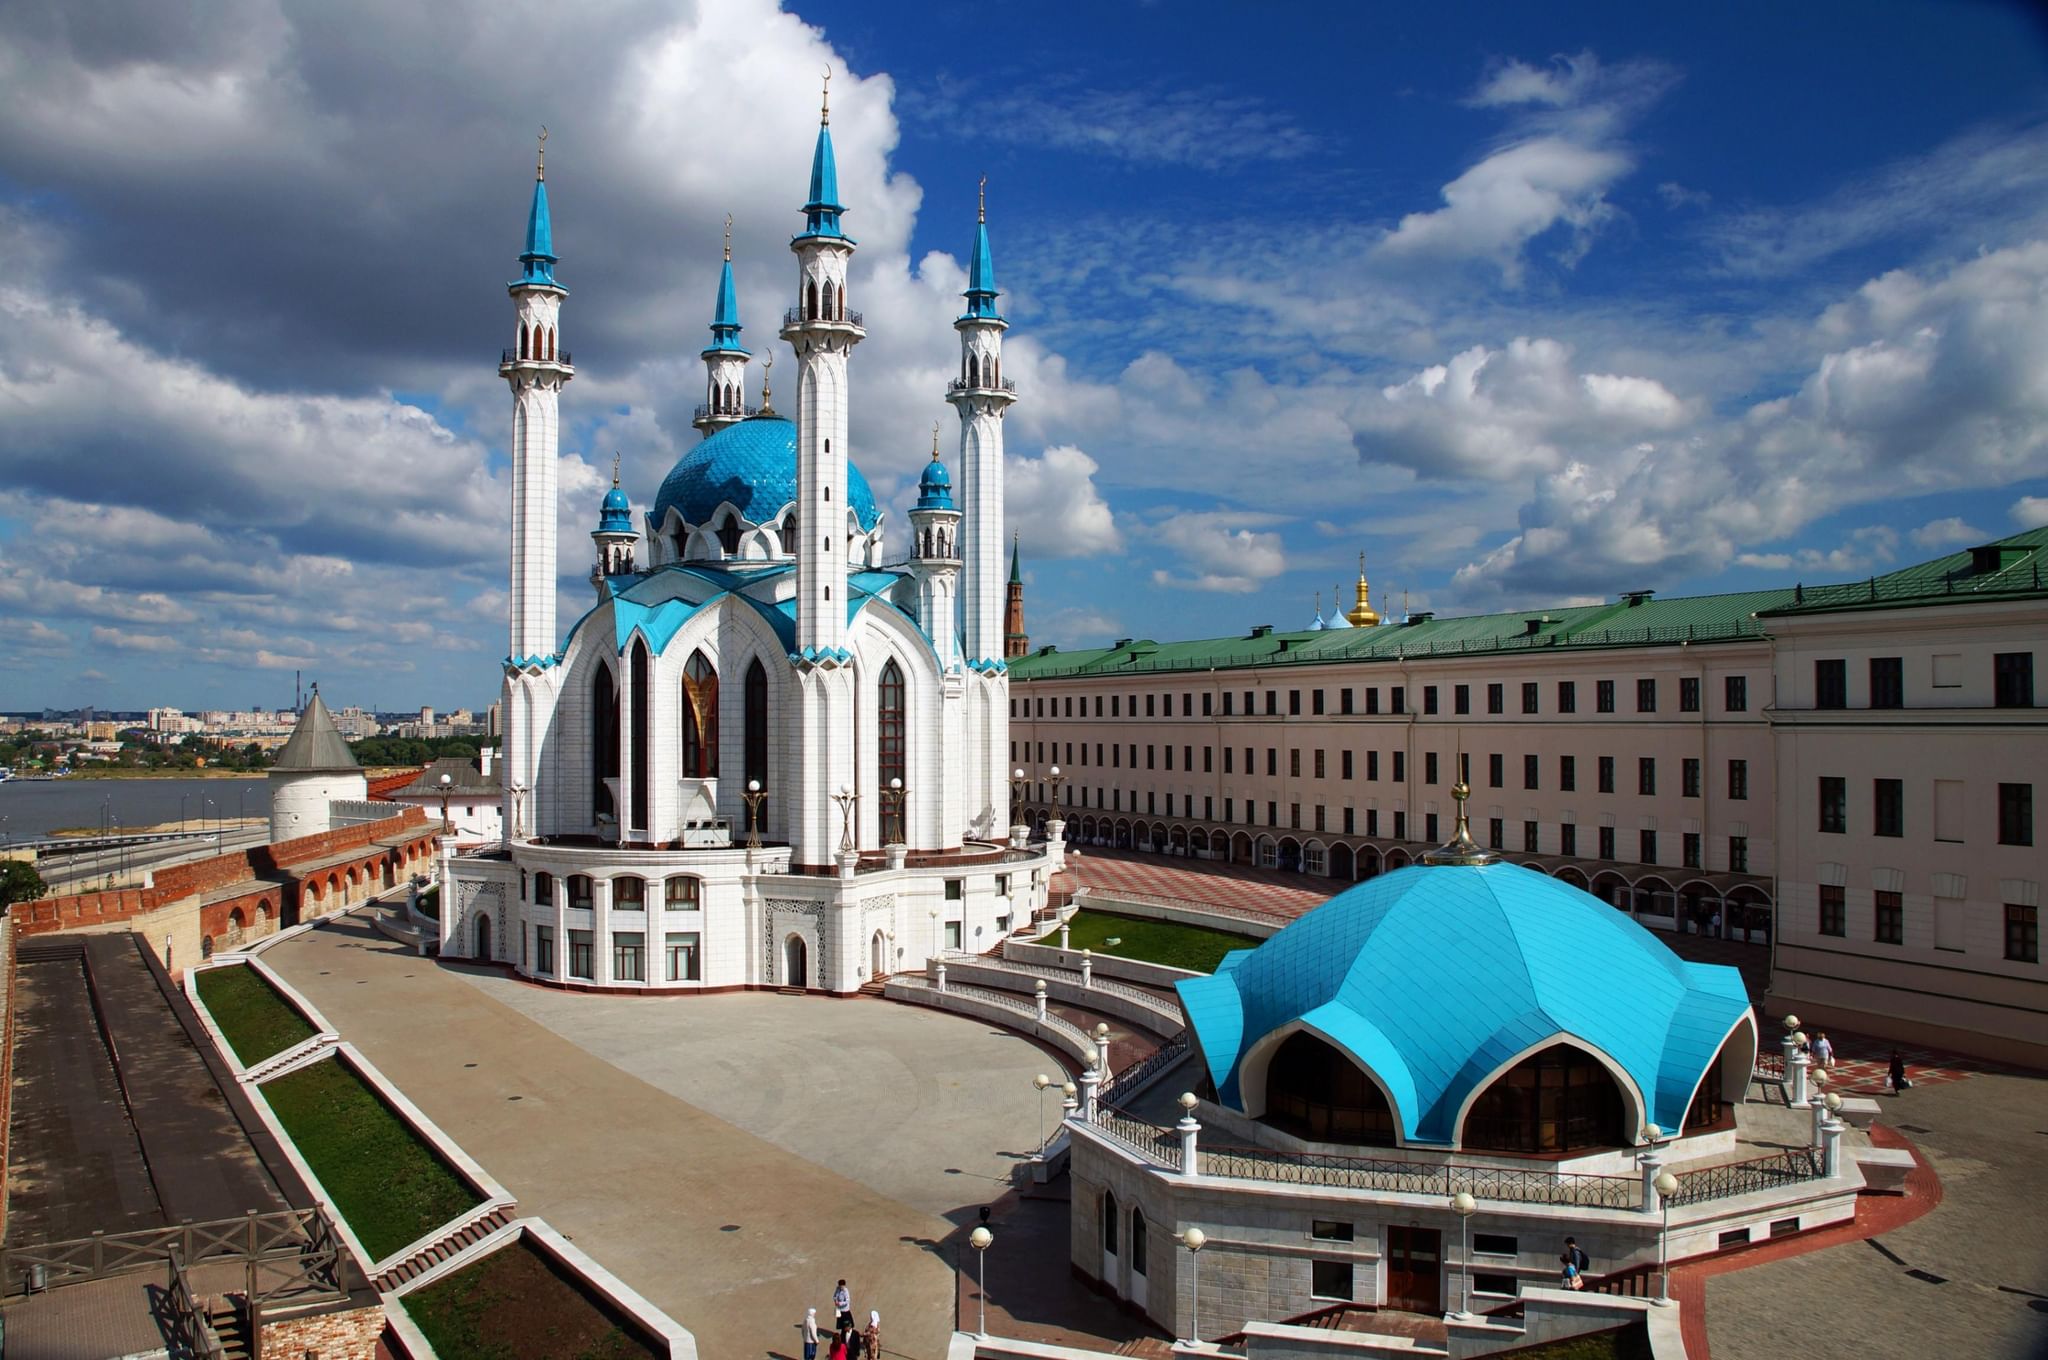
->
[0,776,270,841]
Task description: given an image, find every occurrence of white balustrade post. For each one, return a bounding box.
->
[1177,1108,1201,1178]
[1033,978,1047,1021]
[1639,1148,1665,1217]
[1821,1111,1845,1178]
[1059,922,1071,950]
[1080,1065,1100,1123]
[1080,948,1093,988]
[1786,1032,1810,1106]
[935,960,947,993]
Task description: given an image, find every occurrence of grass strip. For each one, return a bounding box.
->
[1061,909,1262,975]
[403,1237,662,1360]
[261,1057,480,1262]
[195,964,317,1065]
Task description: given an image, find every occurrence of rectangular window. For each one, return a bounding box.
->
[945,878,963,901]
[534,925,555,974]
[1202,692,1213,716]
[1425,812,1439,842]
[1266,690,1278,716]
[1147,746,1156,770]
[1391,686,1406,714]
[1487,683,1505,715]
[1558,681,1577,714]
[1598,826,1615,860]
[1815,658,1847,709]
[1423,752,1436,784]
[1314,749,1327,779]
[1312,689,1325,716]
[1819,776,1846,833]
[1268,800,1278,826]
[1489,753,1504,788]
[1726,674,1748,711]
[1729,759,1749,801]
[1874,779,1903,837]
[1393,751,1405,782]
[1393,810,1406,839]
[1096,695,1104,717]
[1637,678,1657,713]
[1522,682,1540,715]
[1453,684,1470,715]
[1370,809,1383,837]
[1874,891,1903,946]
[1223,747,1233,774]
[945,921,963,950]
[1680,677,1700,713]
[1870,656,1904,709]
[1290,749,1301,778]
[1729,835,1748,873]
[1311,1220,1355,1241]
[613,877,644,910]
[1289,689,1302,716]
[1340,688,1354,715]
[1225,797,1234,822]
[1559,755,1576,792]
[1683,832,1701,869]
[1367,750,1380,781]
[1639,758,1656,796]
[1204,746,1214,773]
[569,929,594,979]
[1560,823,1577,857]
[1999,783,2034,846]
[1819,884,1845,937]
[1341,750,1353,780]
[1488,817,1504,850]
[1524,820,1540,853]
[1343,807,1354,834]
[1473,1233,1518,1257]
[1424,685,1440,715]
[1291,803,1302,830]
[1184,693,1194,717]
[1206,796,1214,820]
[1314,804,1326,832]
[1267,748,1278,777]
[1145,694,1155,717]
[2008,904,2040,963]
[1598,756,1615,794]
[569,876,593,911]
[1473,1274,1519,1298]
[1524,753,1540,790]
[664,931,701,981]
[1996,652,2036,708]
[1310,1259,1354,1302]
[1682,758,1701,798]
[1639,829,1657,864]
[664,877,699,911]
[1597,680,1615,714]
[1366,688,1380,715]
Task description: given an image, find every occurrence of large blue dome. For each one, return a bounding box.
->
[651,416,881,535]
[1176,862,1752,1146]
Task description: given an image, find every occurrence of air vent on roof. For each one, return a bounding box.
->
[1969,544,2032,575]
[1250,624,1274,639]
[1113,638,1133,649]
[1037,644,1058,656]
[1523,617,1549,636]
[1405,611,1434,626]
[1621,590,1656,607]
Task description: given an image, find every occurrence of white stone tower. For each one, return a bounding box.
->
[951,179,1016,670]
[590,454,637,591]
[498,133,573,835]
[694,216,750,438]
[780,77,866,867]
[909,426,964,671]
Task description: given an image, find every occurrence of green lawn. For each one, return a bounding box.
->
[261,1057,481,1262]
[1061,909,1262,974]
[403,1237,662,1360]
[1503,1323,1652,1360]
[195,964,317,1066]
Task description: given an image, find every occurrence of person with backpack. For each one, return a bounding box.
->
[1560,1236,1590,1288]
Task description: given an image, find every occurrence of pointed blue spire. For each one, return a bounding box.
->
[518,129,560,288]
[962,177,1001,321]
[706,215,747,355]
[799,75,848,240]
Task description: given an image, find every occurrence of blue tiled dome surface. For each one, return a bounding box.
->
[652,416,881,533]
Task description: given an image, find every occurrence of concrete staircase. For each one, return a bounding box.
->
[373,1204,515,1291]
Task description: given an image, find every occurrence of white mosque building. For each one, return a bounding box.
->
[444,90,1056,992]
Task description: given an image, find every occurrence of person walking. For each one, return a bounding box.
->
[1813,1031,1835,1069]
[1560,1236,1590,1284]
[845,1322,864,1360]
[801,1307,819,1360]
[1888,1049,1910,1095]
[863,1310,881,1359]
[828,1327,849,1360]
[833,1279,852,1331]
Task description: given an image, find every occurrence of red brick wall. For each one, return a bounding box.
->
[260,1302,387,1360]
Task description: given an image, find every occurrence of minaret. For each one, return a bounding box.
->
[499,129,573,668]
[695,216,750,438]
[951,178,1017,669]
[590,454,637,591]
[1004,534,1029,659]
[780,76,865,867]
[909,425,963,670]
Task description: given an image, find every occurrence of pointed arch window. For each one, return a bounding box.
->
[548,327,557,361]
[745,658,769,830]
[808,280,820,320]
[681,650,719,778]
[717,513,742,556]
[629,640,651,832]
[591,662,619,821]
[779,512,799,556]
[878,659,907,842]
[1463,1043,1627,1154]
[519,323,529,360]
[822,280,836,321]
[1263,1030,1397,1147]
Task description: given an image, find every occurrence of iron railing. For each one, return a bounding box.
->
[1665,1147,1822,1207]
[1095,1107,1182,1169]
[783,307,864,328]
[947,377,1019,395]
[499,347,573,367]
[692,403,761,423]
[1099,1033,1191,1106]
[1197,1141,1641,1207]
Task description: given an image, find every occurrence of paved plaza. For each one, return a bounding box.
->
[263,914,1066,1359]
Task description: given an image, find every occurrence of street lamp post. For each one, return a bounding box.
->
[1451,1191,1477,1319]
[969,1225,994,1338]
[832,786,859,854]
[1654,1170,1680,1305]
[885,776,907,845]
[742,779,767,851]
[438,772,453,839]
[1046,763,1066,823]
[1033,1073,1052,1153]
[1010,767,1028,832]
[1180,1227,1207,1346]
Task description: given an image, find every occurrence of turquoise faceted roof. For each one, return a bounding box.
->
[1176,863,1751,1146]
[801,122,848,240]
[962,219,1001,321]
[518,176,559,288]
[915,453,954,510]
[706,258,746,355]
[651,416,880,533]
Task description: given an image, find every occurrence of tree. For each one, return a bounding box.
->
[0,861,48,909]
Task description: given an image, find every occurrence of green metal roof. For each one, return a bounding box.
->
[1759,527,2048,617]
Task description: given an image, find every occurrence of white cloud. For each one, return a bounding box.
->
[2014,496,2048,529]
[1377,139,1628,282]
[1149,510,1288,594]
[914,75,1318,169]
[1005,446,1122,558]
[1909,516,1985,549]
[89,625,180,652]
[1035,606,1123,650]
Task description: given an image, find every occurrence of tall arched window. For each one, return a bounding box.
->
[629,640,651,833]
[807,280,820,320]
[878,659,907,842]
[822,280,835,320]
[745,658,769,827]
[591,663,619,820]
[779,512,798,556]
[681,650,719,778]
[1101,1189,1119,1256]
[519,323,529,360]
[1263,1030,1397,1146]
[1463,1043,1628,1154]
[1130,1208,1148,1277]
[967,354,980,387]
[717,513,742,556]
[547,327,557,360]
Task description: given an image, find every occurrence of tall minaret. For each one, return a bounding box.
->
[909,425,964,670]
[500,130,573,667]
[694,215,750,438]
[780,76,865,867]
[950,179,1016,668]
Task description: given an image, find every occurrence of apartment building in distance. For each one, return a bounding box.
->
[1009,528,2048,1066]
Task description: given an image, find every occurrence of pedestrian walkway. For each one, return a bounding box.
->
[1058,848,1332,921]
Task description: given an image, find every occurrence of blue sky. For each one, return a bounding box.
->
[1,1,2045,710]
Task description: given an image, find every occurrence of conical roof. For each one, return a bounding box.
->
[270,691,360,772]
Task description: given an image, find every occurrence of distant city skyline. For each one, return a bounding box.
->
[2,1,2045,707]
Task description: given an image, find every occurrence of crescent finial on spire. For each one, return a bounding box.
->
[536,125,548,181]
[978,175,987,224]
[724,213,732,262]
[610,451,620,488]
[931,421,941,457]
[821,69,832,125]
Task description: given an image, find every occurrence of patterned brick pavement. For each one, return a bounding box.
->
[1057,848,1333,921]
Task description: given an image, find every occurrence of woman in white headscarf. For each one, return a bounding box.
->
[802,1306,819,1360]
[863,1310,881,1359]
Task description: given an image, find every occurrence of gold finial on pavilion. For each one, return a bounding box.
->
[931,421,942,459]
[820,69,832,124]
[536,126,548,180]
[1346,550,1381,627]
[758,351,775,415]
[610,451,621,487]
[979,175,987,224]
[724,213,732,262]
[1423,752,1499,866]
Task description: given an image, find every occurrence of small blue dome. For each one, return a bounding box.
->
[597,481,633,534]
[915,454,955,511]
[652,416,880,536]
[1177,862,1752,1146]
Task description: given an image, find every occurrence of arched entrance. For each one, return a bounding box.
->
[870,929,888,979]
[1329,843,1355,880]
[784,934,809,990]
[475,914,492,961]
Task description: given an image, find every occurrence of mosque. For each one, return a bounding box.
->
[442,87,1056,992]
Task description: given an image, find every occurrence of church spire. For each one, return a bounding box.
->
[1004,532,1029,659]
[801,72,848,239]
[1009,531,1022,585]
[963,176,1001,321]
[519,127,559,288]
